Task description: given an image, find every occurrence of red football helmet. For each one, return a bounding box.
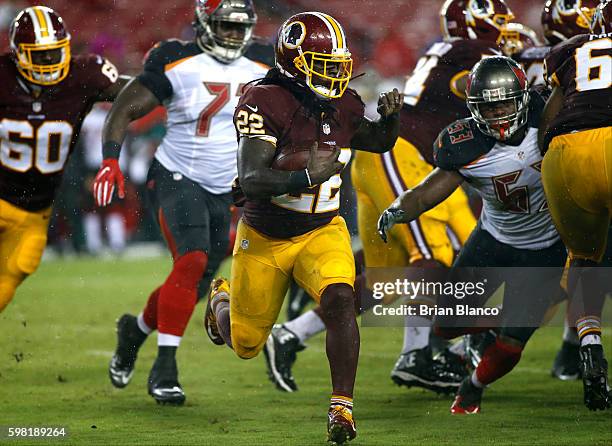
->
[9,6,71,86]
[194,0,257,63]
[590,0,612,34]
[275,12,353,99]
[440,0,515,45]
[501,23,543,56]
[541,0,600,45]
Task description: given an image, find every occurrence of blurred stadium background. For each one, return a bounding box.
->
[0,0,544,257]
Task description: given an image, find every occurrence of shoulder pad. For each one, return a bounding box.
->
[433,119,495,170]
[143,39,201,71]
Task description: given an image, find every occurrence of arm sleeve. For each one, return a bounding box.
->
[233,85,288,146]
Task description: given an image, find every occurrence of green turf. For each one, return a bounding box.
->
[1,257,610,445]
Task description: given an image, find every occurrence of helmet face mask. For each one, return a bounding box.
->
[276,13,353,99]
[542,0,600,45]
[194,0,256,63]
[466,57,529,141]
[9,6,71,86]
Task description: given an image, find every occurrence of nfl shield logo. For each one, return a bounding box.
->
[322,123,331,135]
[240,239,249,250]
[32,102,42,112]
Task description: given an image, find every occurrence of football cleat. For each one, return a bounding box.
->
[147,355,185,406]
[108,314,146,388]
[551,340,581,381]
[579,344,611,411]
[204,278,230,346]
[450,377,483,415]
[263,324,305,392]
[327,405,356,445]
[391,347,465,395]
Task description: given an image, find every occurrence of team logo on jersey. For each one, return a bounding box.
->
[322,123,331,135]
[32,101,42,112]
[518,151,525,160]
[282,21,306,49]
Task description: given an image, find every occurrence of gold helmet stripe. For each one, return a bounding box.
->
[321,13,345,49]
[32,7,50,39]
[310,12,338,49]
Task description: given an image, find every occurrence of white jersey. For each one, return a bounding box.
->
[434,92,559,250]
[139,40,268,194]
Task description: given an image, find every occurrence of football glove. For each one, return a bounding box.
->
[93,158,125,207]
[377,208,406,243]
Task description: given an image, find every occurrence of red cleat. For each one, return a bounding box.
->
[450,377,483,414]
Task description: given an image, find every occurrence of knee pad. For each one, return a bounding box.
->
[230,321,267,360]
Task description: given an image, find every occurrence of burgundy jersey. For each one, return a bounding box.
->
[234,82,364,238]
[514,45,551,86]
[543,33,612,150]
[401,39,501,164]
[0,54,117,211]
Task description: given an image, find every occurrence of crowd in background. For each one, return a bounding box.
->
[0,0,544,256]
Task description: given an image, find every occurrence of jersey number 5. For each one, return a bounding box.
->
[0,119,73,174]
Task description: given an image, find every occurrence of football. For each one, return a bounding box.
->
[271,144,336,171]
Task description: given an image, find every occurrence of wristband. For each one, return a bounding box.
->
[102,141,122,160]
[287,169,310,192]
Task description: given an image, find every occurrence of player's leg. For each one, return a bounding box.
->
[292,216,358,444]
[0,199,50,313]
[542,129,612,410]
[206,218,292,359]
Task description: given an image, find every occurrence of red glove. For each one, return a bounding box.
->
[93,158,125,207]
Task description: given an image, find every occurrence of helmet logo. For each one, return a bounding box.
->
[557,0,580,14]
[200,0,224,16]
[482,87,507,101]
[282,21,306,49]
[468,0,495,19]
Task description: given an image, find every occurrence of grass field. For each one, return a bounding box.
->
[1,257,611,445]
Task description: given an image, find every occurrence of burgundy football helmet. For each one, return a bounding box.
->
[541,0,600,45]
[501,23,543,56]
[9,6,71,86]
[590,0,611,34]
[194,0,257,63]
[440,0,516,45]
[275,12,353,99]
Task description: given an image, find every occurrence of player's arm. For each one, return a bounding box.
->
[350,88,403,153]
[537,85,564,154]
[94,78,162,206]
[238,139,342,199]
[378,168,463,242]
[95,75,132,102]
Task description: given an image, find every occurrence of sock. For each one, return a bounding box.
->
[401,316,431,354]
[137,313,153,335]
[142,286,161,332]
[283,310,325,344]
[562,318,579,345]
[157,251,207,339]
[330,394,353,414]
[471,371,485,389]
[576,316,602,346]
[157,345,177,359]
[475,338,523,386]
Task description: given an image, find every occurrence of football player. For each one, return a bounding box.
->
[378,57,567,414]
[0,6,127,313]
[204,12,402,444]
[538,0,612,411]
[262,0,518,396]
[96,0,267,405]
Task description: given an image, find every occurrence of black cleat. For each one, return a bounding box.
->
[579,344,611,411]
[263,324,305,392]
[551,341,581,381]
[391,347,465,395]
[109,314,147,388]
[450,377,483,414]
[147,355,186,406]
[464,330,497,370]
